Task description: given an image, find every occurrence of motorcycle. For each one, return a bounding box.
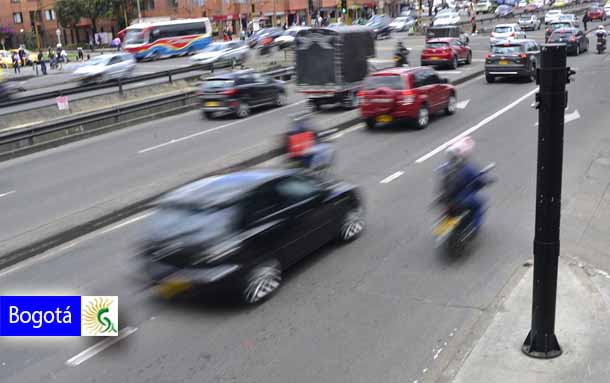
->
[432,163,495,254]
[393,47,411,67]
[597,35,606,54]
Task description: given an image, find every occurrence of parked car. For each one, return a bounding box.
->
[366,15,393,39]
[524,2,542,12]
[420,37,473,69]
[0,50,12,68]
[587,6,607,20]
[518,0,528,7]
[247,27,284,48]
[545,20,577,41]
[549,27,589,55]
[190,41,249,67]
[495,5,515,17]
[490,24,526,45]
[73,53,135,84]
[358,67,457,130]
[519,14,542,30]
[544,9,563,23]
[198,70,287,119]
[433,12,461,26]
[552,0,566,7]
[275,26,310,49]
[475,0,494,13]
[389,16,417,32]
[485,39,540,83]
[139,169,365,304]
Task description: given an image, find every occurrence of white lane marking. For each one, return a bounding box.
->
[456,99,470,109]
[66,327,138,367]
[415,87,539,164]
[565,109,581,124]
[0,190,16,198]
[138,100,307,154]
[433,348,443,360]
[328,123,365,139]
[380,171,404,184]
[440,71,462,74]
[99,212,153,235]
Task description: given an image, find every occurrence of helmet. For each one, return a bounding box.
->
[56,43,62,48]
[598,25,605,30]
[446,136,475,162]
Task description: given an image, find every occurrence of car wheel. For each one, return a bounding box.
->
[309,99,321,112]
[365,118,376,129]
[450,55,459,69]
[415,105,429,130]
[275,92,287,107]
[575,45,580,56]
[529,63,537,82]
[485,73,495,83]
[466,51,472,64]
[445,94,457,115]
[236,101,250,118]
[338,205,365,242]
[242,260,282,305]
[203,111,214,119]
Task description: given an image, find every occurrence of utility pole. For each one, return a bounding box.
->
[522,43,574,359]
[136,0,142,21]
[273,0,277,27]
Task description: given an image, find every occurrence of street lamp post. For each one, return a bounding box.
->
[56,28,61,45]
[136,0,143,21]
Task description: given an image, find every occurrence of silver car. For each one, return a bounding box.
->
[73,53,136,84]
[190,41,249,68]
[518,15,542,31]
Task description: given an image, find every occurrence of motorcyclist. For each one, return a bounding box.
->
[394,41,409,67]
[438,137,487,235]
[285,116,334,172]
[596,25,608,40]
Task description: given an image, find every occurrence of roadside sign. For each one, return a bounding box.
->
[56,96,69,111]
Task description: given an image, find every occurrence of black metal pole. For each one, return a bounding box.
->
[522,44,573,359]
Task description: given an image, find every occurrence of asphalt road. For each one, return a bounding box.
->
[1,31,609,382]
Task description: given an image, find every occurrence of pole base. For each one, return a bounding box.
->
[522,331,562,359]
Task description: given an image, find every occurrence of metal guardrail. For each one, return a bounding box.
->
[0,66,295,158]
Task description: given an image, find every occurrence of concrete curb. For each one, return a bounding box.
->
[0,71,483,270]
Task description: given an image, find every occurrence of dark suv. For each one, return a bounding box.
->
[198,70,287,119]
[485,40,540,83]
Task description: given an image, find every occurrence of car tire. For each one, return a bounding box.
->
[203,111,214,119]
[466,51,472,64]
[445,94,457,115]
[415,105,429,130]
[236,101,250,118]
[338,205,365,242]
[310,99,322,112]
[529,63,537,82]
[450,55,459,69]
[365,118,376,129]
[575,45,580,56]
[275,92,287,107]
[485,73,495,83]
[241,260,282,305]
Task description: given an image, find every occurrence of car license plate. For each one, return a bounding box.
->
[157,277,192,299]
[499,60,509,65]
[205,101,220,107]
[376,114,393,123]
[433,216,460,237]
[431,57,439,61]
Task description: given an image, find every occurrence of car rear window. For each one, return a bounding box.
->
[491,45,524,54]
[203,79,235,90]
[551,22,572,29]
[364,75,404,90]
[426,42,449,48]
[494,26,514,33]
[550,31,574,41]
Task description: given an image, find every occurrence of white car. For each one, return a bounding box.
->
[73,53,135,83]
[559,13,579,27]
[544,9,563,24]
[475,0,494,13]
[389,16,417,32]
[604,3,610,14]
[275,26,310,49]
[433,12,461,26]
[518,0,528,7]
[490,23,526,45]
[190,41,249,67]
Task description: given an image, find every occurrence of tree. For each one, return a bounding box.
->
[55,0,113,36]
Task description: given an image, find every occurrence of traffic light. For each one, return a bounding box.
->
[341,0,347,14]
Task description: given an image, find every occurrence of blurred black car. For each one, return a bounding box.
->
[485,39,541,83]
[247,27,284,48]
[198,70,287,119]
[549,28,589,55]
[366,15,393,39]
[138,169,365,304]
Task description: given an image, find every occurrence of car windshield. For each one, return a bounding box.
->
[203,79,235,90]
[491,45,524,54]
[520,16,533,21]
[494,26,514,33]
[393,17,408,23]
[124,29,147,44]
[427,42,450,48]
[364,75,404,90]
[202,44,226,52]
[551,22,572,29]
[82,56,110,66]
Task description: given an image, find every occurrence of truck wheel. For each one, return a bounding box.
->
[203,111,214,120]
[485,74,495,83]
[343,92,359,109]
[309,100,321,112]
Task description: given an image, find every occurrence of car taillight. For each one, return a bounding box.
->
[519,53,527,59]
[485,53,492,59]
[569,36,576,42]
[221,88,237,96]
[400,89,416,105]
[357,90,366,104]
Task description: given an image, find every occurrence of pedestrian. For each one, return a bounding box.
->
[112,37,121,51]
[471,14,477,34]
[12,51,20,74]
[37,51,47,75]
[18,45,26,67]
[582,13,589,31]
[434,6,439,16]
[77,47,84,61]
[96,34,102,47]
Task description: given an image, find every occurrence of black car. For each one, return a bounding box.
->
[198,70,287,119]
[485,39,540,83]
[138,169,365,304]
[544,21,576,42]
[549,28,589,56]
[366,15,393,39]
